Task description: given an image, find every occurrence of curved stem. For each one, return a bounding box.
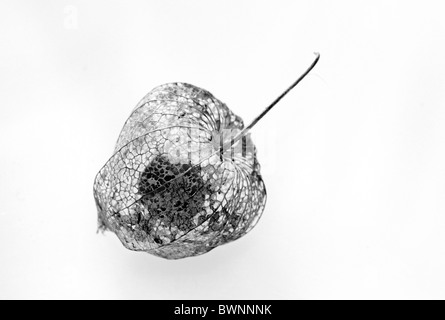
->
[225,52,320,150]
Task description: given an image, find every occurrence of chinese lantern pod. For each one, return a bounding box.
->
[94,53,319,259]
[93,83,266,259]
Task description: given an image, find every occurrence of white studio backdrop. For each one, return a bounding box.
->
[1,1,445,299]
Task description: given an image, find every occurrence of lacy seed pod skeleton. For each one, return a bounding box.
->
[93,53,320,259]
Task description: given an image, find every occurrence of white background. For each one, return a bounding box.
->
[1,1,445,299]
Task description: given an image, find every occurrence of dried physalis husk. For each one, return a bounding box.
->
[93,53,319,259]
